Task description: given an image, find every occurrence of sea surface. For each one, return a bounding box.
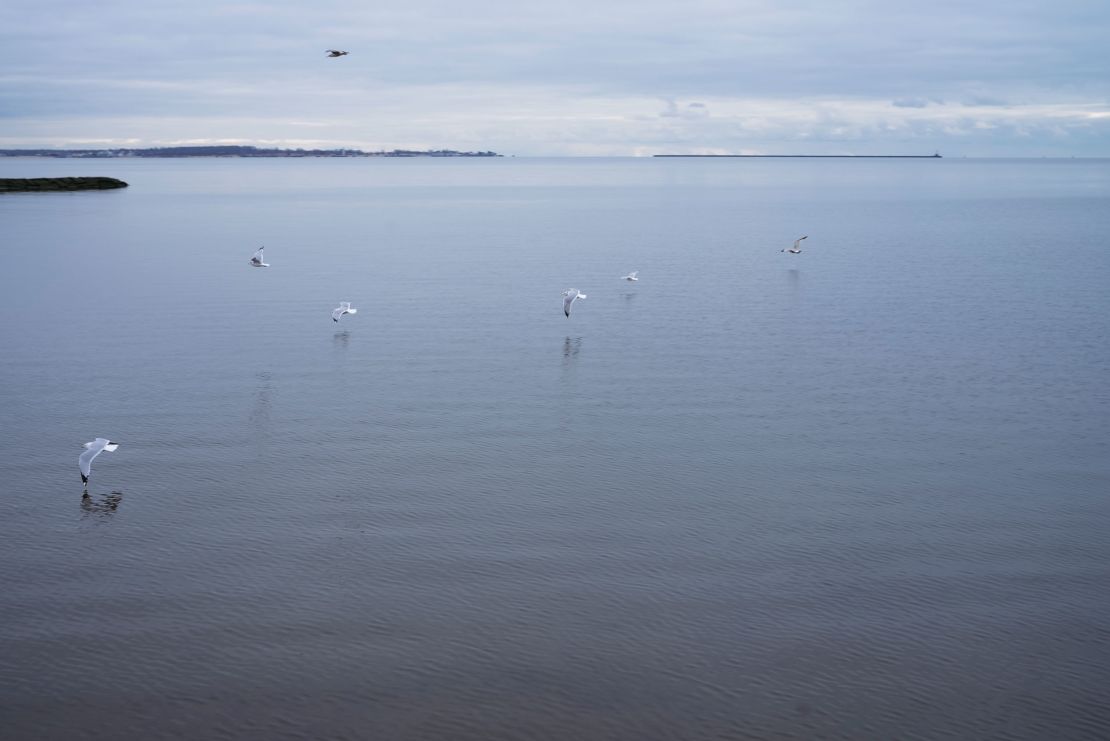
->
[1,156,1108,740]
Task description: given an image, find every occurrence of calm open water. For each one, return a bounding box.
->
[1,156,1109,740]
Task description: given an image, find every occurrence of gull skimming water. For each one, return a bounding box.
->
[326,49,349,57]
[332,302,357,322]
[782,236,807,254]
[562,289,587,317]
[249,247,269,267]
[79,438,119,493]
[622,271,639,282]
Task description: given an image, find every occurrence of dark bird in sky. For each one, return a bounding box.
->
[326,50,349,58]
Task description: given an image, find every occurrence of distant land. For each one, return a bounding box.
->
[0,177,128,192]
[654,153,942,158]
[0,146,501,158]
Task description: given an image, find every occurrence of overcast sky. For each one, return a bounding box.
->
[2,0,1108,155]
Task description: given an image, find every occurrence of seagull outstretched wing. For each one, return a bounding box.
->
[562,289,586,317]
[79,438,119,485]
[332,302,357,322]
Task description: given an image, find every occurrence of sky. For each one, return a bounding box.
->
[2,0,1108,156]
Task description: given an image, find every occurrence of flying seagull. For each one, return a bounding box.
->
[249,247,269,267]
[332,301,357,322]
[622,271,639,282]
[79,438,119,493]
[562,289,587,318]
[326,50,349,57]
[782,236,808,254]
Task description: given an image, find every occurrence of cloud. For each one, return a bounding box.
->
[0,0,1108,154]
[961,95,1010,107]
[892,98,930,109]
[659,99,711,119]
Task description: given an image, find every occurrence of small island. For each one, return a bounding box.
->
[0,177,129,192]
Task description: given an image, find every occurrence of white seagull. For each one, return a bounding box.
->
[622,271,639,282]
[782,236,808,254]
[332,301,357,322]
[326,49,349,57]
[249,247,269,267]
[562,289,587,318]
[79,438,119,492]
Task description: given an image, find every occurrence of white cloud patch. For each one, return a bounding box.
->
[659,99,711,119]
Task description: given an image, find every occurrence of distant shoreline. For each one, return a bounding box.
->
[0,146,501,159]
[654,154,942,159]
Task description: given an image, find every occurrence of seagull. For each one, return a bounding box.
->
[562,289,586,318]
[782,236,807,254]
[622,271,639,282]
[249,247,269,267]
[79,438,119,493]
[326,50,349,57]
[332,301,357,322]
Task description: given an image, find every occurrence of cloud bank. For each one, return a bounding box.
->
[1,0,1107,155]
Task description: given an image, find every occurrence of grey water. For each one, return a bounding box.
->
[1,156,1108,740]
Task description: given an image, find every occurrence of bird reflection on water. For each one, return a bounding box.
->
[332,330,351,349]
[249,372,274,457]
[250,372,273,428]
[80,491,123,519]
[562,336,582,367]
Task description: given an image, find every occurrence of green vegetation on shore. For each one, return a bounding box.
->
[0,177,129,192]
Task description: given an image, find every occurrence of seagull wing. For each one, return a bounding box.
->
[251,247,265,264]
[629,271,638,279]
[332,306,346,321]
[79,448,98,480]
[79,438,111,481]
